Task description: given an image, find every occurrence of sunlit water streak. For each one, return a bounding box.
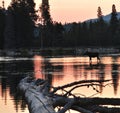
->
[0,57,34,61]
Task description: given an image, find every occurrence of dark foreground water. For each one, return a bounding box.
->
[0,53,120,113]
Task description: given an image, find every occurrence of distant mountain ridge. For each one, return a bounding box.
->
[85,12,120,23]
[64,12,120,32]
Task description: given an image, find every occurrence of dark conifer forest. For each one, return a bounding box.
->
[0,2,120,49]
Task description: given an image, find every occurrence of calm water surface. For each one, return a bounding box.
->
[0,54,120,113]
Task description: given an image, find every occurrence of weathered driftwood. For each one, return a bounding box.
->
[19,77,120,113]
[19,77,56,113]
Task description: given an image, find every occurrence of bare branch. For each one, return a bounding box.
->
[52,79,111,93]
[64,83,102,97]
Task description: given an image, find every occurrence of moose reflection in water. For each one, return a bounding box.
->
[83,51,100,62]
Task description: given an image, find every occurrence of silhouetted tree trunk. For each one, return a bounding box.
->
[0,8,5,49]
[4,9,16,49]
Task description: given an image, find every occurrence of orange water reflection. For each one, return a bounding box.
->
[33,55,120,113]
[34,55,120,98]
[34,55,44,79]
[1,55,120,113]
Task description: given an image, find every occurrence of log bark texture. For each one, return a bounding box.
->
[19,77,56,113]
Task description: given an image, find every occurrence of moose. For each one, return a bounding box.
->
[83,51,100,62]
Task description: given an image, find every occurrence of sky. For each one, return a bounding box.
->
[1,0,120,23]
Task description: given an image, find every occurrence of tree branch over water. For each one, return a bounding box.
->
[51,79,111,94]
[19,77,120,113]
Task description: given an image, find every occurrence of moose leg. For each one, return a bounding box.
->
[97,56,100,63]
[89,57,92,63]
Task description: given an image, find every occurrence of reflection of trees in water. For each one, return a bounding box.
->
[0,60,33,112]
[97,63,105,93]
[44,59,64,87]
[84,61,119,95]
[74,63,104,93]
[1,56,120,112]
[43,58,53,90]
[111,57,119,95]
[44,58,64,81]
[0,62,7,98]
[50,57,120,95]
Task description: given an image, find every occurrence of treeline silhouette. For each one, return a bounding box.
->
[0,2,120,49]
[63,5,120,47]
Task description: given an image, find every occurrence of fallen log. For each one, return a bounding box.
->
[18,77,120,113]
[19,77,56,113]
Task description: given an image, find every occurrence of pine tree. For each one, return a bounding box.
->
[97,6,102,19]
[110,4,119,35]
[97,6,104,24]
[0,7,5,49]
[40,0,52,25]
[8,0,37,48]
[37,0,54,47]
[96,6,106,46]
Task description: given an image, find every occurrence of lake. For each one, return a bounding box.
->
[0,50,120,113]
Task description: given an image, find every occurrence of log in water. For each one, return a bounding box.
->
[18,77,55,113]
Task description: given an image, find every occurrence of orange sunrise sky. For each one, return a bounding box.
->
[1,0,120,23]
